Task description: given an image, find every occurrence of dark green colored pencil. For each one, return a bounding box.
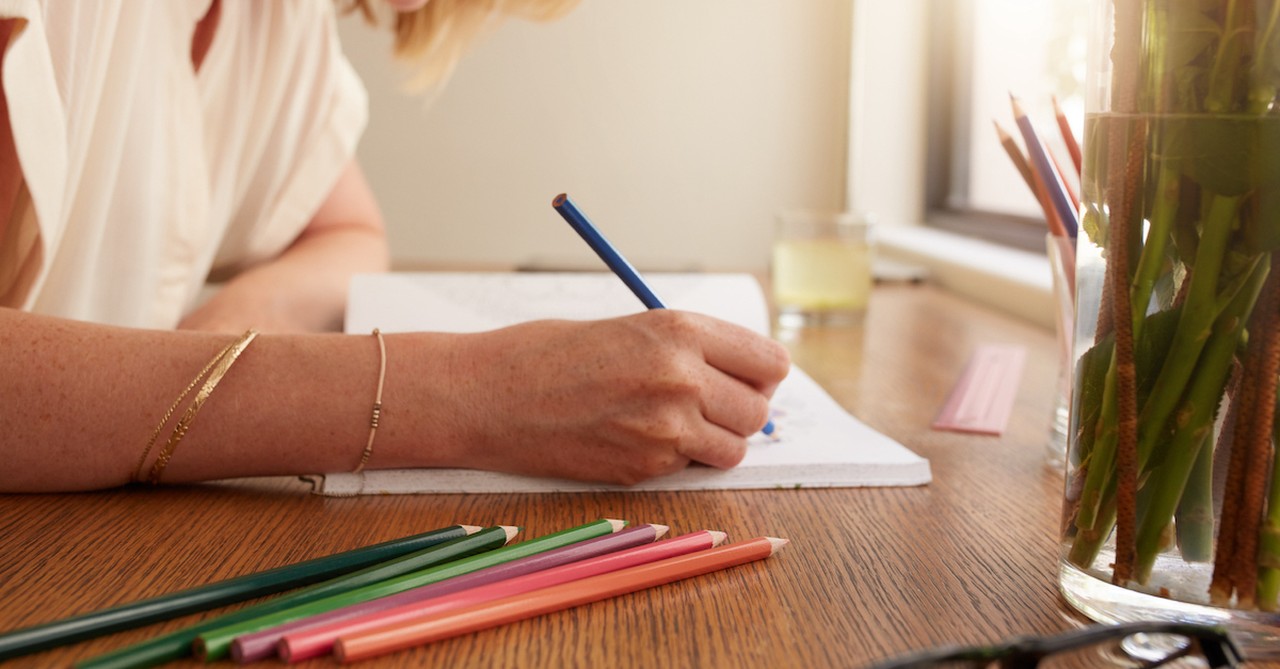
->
[69,525,513,669]
[0,524,475,663]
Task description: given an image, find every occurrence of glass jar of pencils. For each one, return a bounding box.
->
[1058,0,1280,659]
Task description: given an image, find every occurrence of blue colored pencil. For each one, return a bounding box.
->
[551,193,776,436]
[1010,95,1079,237]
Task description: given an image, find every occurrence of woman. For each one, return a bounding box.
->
[0,0,789,492]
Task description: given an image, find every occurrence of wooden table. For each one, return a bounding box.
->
[2,284,1273,667]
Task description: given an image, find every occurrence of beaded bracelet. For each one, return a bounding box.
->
[352,328,386,473]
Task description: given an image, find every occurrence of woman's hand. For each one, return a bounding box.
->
[417,310,791,485]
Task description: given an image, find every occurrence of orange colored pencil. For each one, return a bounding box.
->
[995,120,1067,239]
[333,537,788,663]
[1052,95,1082,177]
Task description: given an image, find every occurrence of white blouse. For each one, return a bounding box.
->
[0,0,368,328]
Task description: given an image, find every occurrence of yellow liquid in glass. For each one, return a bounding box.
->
[771,239,872,313]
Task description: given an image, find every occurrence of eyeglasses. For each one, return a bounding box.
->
[866,622,1243,668]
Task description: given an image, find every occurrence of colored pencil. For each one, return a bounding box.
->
[993,119,1037,196]
[275,526,709,663]
[74,525,513,669]
[0,524,476,664]
[551,193,776,436]
[334,536,788,663]
[1052,95,1082,177]
[1048,144,1079,210]
[993,120,1067,238]
[1010,95,1080,237]
[194,518,623,661]
[234,523,665,663]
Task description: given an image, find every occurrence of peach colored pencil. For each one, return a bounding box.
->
[993,119,1038,196]
[278,530,726,663]
[333,537,788,663]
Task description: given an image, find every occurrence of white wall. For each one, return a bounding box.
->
[847,0,928,228]
[337,1,852,272]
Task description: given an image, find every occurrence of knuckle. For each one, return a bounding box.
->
[646,309,701,342]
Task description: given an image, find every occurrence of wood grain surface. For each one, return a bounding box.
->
[2,284,1273,668]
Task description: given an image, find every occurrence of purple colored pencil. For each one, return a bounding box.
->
[229,523,667,663]
[1010,94,1080,237]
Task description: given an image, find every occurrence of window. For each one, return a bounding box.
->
[924,0,1088,251]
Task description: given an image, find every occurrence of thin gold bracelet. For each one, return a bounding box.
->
[139,330,258,484]
[352,328,386,473]
[133,338,238,482]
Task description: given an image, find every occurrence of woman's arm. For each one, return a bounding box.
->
[1,307,789,492]
[177,159,390,334]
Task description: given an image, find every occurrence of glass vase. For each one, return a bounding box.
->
[1059,0,1280,658]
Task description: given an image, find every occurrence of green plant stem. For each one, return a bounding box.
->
[1133,257,1267,583]
[1074,194,1244,535]
[1069,195,1263,571]
[1206,0,1244,113]
[1129,163,1179,333]
[1175,427,1217,563]
[1249,2,1280,114]
[1135,195,1244,455]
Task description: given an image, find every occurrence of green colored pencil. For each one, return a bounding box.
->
[195,518,626,661]
[75,525,516,669]
[0,524,475,664]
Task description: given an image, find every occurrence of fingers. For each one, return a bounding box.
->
[681,312,792,393]
[698,366,774,437]
[675,420,751,470]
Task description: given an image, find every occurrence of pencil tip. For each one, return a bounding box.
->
[1009,93,1025,116]
[460,524,483,535]
[649,523,670,538]
[604,518,628,532]
[766,537,790,554]
[709,530,728,546]
[552,193,567,206]
[500,525,520,543]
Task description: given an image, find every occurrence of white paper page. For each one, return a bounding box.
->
[320,272,930,494]
[345,273,770,336]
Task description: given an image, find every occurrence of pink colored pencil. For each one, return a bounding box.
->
[334,536,787,663]
[232,523,665,663]
[278,530,726,663]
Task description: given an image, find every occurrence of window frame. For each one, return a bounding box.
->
[921,0,1058,254]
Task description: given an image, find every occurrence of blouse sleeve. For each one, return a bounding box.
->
[205,0,369,277]
[0,0,69,282]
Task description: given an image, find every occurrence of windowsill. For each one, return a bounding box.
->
[877,225,1056,330]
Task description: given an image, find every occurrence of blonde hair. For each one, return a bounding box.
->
[343,0,579,89]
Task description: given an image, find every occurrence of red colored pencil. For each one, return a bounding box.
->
[279,529,725,662]
[1052,95,1082,177]
[333,537,788,663]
